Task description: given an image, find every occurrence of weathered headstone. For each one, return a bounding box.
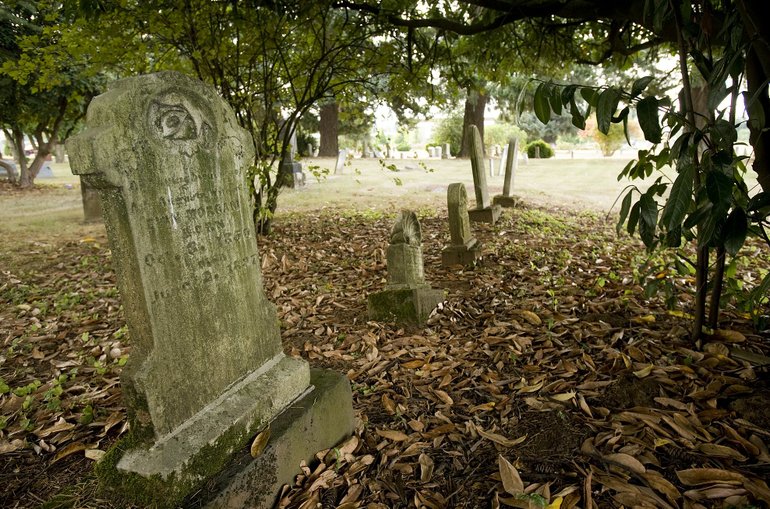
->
[67,72,352,508]
[80,177,102,222]
[493,138,519,208]
[442,184,483,267]
[444,143,451,158]
[497,143,508,176]
[467,125,502,224]
[435,145,442,159]
[37,162,54,178]
[335,149,347,174]
[278,123,306,188]
[368,211,444,323]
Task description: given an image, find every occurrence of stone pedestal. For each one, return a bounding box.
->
[468,204,502,224]
[442,240,483,266]
[368,286,444,324]
[492,195,518,207]
[194,369,354,509]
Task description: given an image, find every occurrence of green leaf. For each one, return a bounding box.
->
[580,87,599,107]
[699,207,723,247]
[596,88,621,134]
[561,84,578,104]
[570,98,586,129]
[631,76,654,98]
[534,83,551,124]
[661,163,694,230]
[617,190,633,234]
[628,200,641,236]
[711,120,737,150]
[723,208,748,255]
[640,192,658,229]
[684,203,712,229]
[549,86,563,115]
[637,96,662,143]
[706,171,733,211]
[747,191,770,218]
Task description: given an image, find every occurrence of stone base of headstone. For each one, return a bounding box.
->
[280,161,305,188]
[468,205,502,224]
[81,178,103,222]
[96,355,312,508]
[441,240,483,267]
[492,194,519,208]
[193,369,354,509]
[368,286,444,324]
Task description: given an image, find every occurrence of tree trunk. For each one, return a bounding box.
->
[458,88,487,158]
[54,144,66,164]
[318,102,339,157]
[746,47,770,194]
[708,246,726,329]
[11,127,28,187]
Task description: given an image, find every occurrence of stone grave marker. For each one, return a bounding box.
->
[279,125,306,188]
[497,143,508,176]
[67,71,352,508]
[335,148,347,174]
[368,210,444,324]
[442,183,482,267]
[37,162,54,178]
[493,138,520,208]
[467,125,502,224]
[444,143,451,158]
[80,177,102,222]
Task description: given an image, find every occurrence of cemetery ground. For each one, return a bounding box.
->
[1,157,770,509]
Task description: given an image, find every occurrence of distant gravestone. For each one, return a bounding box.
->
[80,177,102,222]
[37,162,54,178]
[442,184,482,267]
[335,149,347,174]
[493,138,519,208]
[67,72,352,508]
[467,125,501,224]
[368,211,444,324]
[279,124,306,188]
[444,143,451,158]
[497,143,508,176]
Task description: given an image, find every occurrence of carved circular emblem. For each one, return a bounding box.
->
[147,90,215,149]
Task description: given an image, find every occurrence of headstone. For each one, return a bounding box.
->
[435,145,442,159]
[467,125,501,224]
[493,138,519,208]
[488,157,494,177]
[37,162,54,178]
[278,123,306,188]
[368,211,444,324]
[498,143,508,176]
[335,149,347,174]
[80,177,102,222]
[442,184,483,267]
[444,143,451,158]
[66,72,352,508]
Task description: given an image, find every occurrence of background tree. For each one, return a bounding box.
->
[0,0,101,188]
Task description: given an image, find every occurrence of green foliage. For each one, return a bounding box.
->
[516,111,577,144]
[484,122,527,150]
[592,122,627,156]
[431,111,464,156]
[525,140,554,159]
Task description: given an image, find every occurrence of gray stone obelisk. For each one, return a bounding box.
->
[493,138,520,208]
[442,183,483,266]
[67,72,352,509]
[467,125,502,224]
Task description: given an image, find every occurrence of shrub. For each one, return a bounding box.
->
[525,139,554,158]
[485,123,527,152]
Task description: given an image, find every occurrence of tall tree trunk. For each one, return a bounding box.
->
[11,127,29,187]
[458,88,487,158]
[318,102,339,157]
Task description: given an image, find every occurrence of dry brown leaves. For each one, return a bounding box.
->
[2,202,769,509]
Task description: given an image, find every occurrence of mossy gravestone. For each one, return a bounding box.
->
[442,183,482,267]
[368,211,444,324]
[467,125,502,224]
[67,72,353,508]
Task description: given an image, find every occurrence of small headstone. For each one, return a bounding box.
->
[335,149,347,174]
[368,211,444,324]
[467,125,501,224]
[37,162,54,178]
[67,72,352,508]
[442,183,482,267]
[279,125,306,188]
[444,143,451,158]
[80,177,102,222]
[498,144,508,176]
[435,145,442,159]
[493,138,519,208]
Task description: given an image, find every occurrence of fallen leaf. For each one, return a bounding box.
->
[250,427,271,458]
[498,454,524,495]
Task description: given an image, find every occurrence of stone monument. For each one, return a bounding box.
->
[80,177,102,222]
[278,125,305,188]
[442,183,483,267]
[493,138,520,208]
[467,125,502,224]
[368,211,444,324]
[66,72,353,508]
[335,148,347,174]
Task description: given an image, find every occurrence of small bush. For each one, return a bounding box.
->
[525,140,554,158]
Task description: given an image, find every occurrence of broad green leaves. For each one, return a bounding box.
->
[637,97,662,144]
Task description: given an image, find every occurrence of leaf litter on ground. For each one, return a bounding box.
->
[1,197,769,508]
